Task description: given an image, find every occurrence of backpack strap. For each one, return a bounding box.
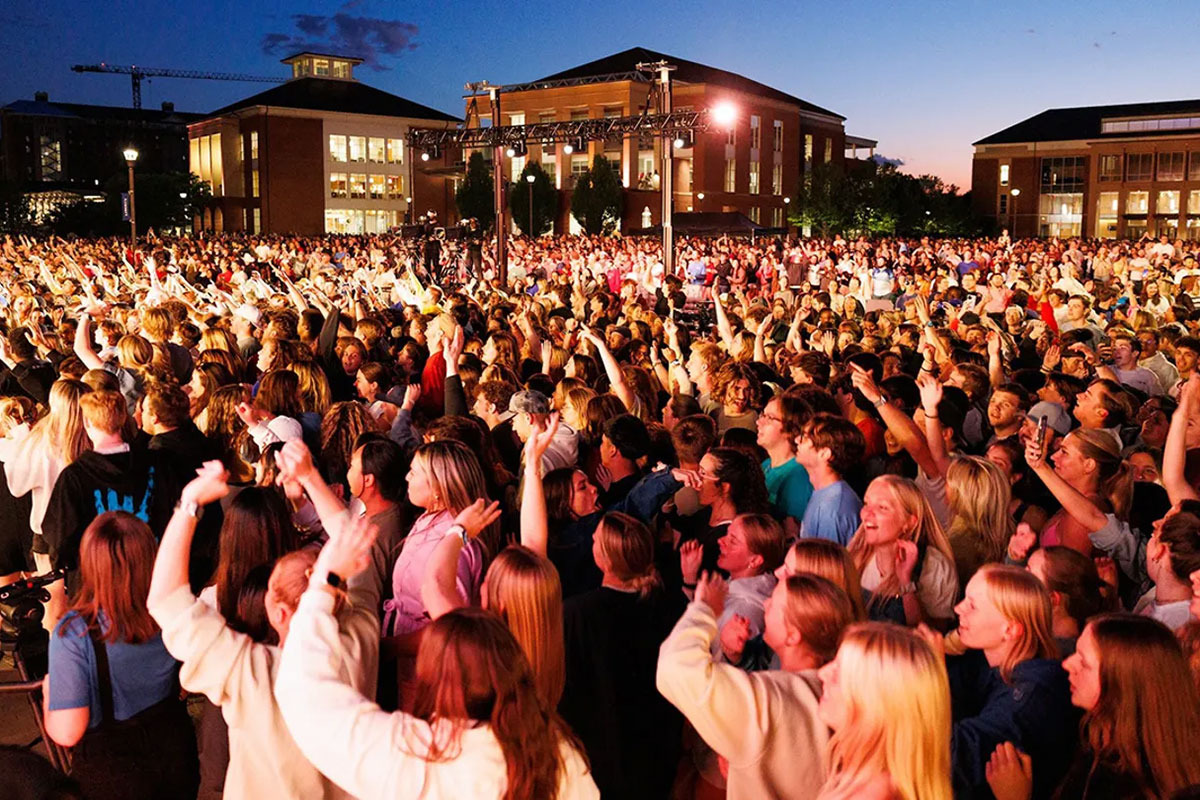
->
[87,625,116,725]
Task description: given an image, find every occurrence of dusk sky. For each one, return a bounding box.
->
[4,0,1199,191]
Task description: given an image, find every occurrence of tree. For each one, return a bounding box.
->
[456,151,495,230]
[509,161,557,236]
[571,155,623,235]
[0,181,32,234]
[48,171,210,237]
[789,161,851,237]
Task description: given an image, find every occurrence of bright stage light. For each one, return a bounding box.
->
[711,101,737,127]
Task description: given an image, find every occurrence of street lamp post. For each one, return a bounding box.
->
[526,173,535,237]
[1010,188,1021,237]
[123,147,139,249]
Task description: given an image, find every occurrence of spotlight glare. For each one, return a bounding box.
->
[563,143,573,155]
[711,101,737,127]
[673,137,685,149]
[420,151,430,162]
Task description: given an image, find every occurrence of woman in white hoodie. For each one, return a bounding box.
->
[148,460,381,800]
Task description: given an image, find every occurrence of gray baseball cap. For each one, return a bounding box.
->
[509,390,550,415]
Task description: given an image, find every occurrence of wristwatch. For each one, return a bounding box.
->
[323,571,345,590]
[175,498,201,519]
[872,396,888,409]
[446,524,469,547]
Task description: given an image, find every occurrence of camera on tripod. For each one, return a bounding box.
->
[0,570,66,640]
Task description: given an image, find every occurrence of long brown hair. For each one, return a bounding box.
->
[1069,428,1134,521]
[593,512,660,598]
[61,511,158,644]
[211,487,298,636]
[485,546,565,708]
[412,607,585,800]
[1084,614,1200,796]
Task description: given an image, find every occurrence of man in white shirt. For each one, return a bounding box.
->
[1108,332,1163,396]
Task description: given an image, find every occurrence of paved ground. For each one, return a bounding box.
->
[0,646,49,757]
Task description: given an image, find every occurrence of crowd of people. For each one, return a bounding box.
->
[2,226,1200,799]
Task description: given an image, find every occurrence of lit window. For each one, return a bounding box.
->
[349,173,366,199]
[749,161,760,194]
[824,138,832,163]
[329,135,347,162]
[1126,191,1149,214]
[804,134,813,169]
[250,131,259,161]
[330,173,347,199]
[387,138,403,164]
[999,164,1009,186]
[250,170,259,198]
[750,116,761,150]
[386,174,403,199]
[1157,190,1180,215]
[314,59,330,76]
[348,136,366,163]
[772,163,783,195]
[368,138,386,164]
[724,158,736,193]
[773,120,783,152]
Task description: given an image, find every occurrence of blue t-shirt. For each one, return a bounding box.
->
[800,481,862,546]
[762,457,813,525]
[48,611,179,729]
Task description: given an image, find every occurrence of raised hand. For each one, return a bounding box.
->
[849,363,883,405]
[695,571,729,618]
[445,323,464,364]
[275,440,317,484]
[917,371,943,414]
[318,513,379,581]
[895,538,919,584]
[453,498,502,539]
[180,460,230,508]
[669,468,702,491]
[523,411,561,469]
[985,742,1033,800]
[235,401,263,428]
[720,614,752,663]
[679,539,703,586]
[1093,556,1118,591]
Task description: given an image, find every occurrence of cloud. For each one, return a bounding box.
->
[261,12,419,70]
[871,154,904,167]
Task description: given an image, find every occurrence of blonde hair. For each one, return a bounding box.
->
[413,440,498,554]
[788,539,867,621]
[485,546,565,708]
[1068,428,1134,520]
[116,334,153,371]
[821,623,953,800]
[946,456,1013,565]
[33,379,92,464]
[848,475,956,600]
[735,512,786,574]
[594,512,660,598]
[200,327,237,354]
[290,361,332,416]
[973,564,1058,681]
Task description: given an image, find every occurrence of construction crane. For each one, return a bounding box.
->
[71,63,286,109]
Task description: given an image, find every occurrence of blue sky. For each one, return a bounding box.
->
[4,0,1199,190]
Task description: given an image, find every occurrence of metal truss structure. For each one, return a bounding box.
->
[405,110,711,150]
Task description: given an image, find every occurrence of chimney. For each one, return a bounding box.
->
[161,101,174,112]
[34,91,48,102]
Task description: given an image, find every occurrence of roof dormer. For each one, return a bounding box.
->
[281,52,363,81]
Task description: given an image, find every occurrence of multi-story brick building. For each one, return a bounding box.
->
[973,99,1200,240]
[0,92,200,221]
[475,47,847,233]
[188,52,460,235]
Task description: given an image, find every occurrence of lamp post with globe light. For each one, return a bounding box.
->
[526,173,536,237]
[123,147,139,248]
[1010,188,1021,237]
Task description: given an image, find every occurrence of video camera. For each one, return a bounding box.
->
[1,569,66,641]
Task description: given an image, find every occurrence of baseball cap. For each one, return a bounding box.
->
[508,390,550,415]
[1027,401,1072,436]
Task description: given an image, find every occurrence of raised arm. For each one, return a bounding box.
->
[149,461,230,608]
[519,413,561,557]
[713,292,735,351]
[1163,375,1200,505]
[917,373,952,478]
[72,311,106,371]
[274,440,350,536]
[581,328,636,412]
[1024,440,1108,533]
[419,498,501,619]
[852,365,939,477]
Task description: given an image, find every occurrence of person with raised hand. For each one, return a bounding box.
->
[657,569,854,799]
[148,459,383,800]
[276,513,598,800]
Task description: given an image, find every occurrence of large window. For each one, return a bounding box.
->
[749,206,760,223]
[1102,115,1200,134]
[1189,190,1200,215]
[1039,193,1083,237]
[39,135,62,181]
[250,169,258,198]
[726,123,735,147]
[1190,153,1200,182]
[1098,154,1122,182]
[1126,153,1153,182]
[724,158,736,192]
[330,172,347,198]
[368,137,386,164]
[750,115,761,150]
[998,193,1008,215]
[1040,156,1086,192]
[386,174,403,200]
[369,174,386,199]
[1157,190,1181,215]
[249,131,259,161]
[329,135,347,162]
[387,138,403,164]
[569,155,588,187]
[773,120,783,152]
[1126,191,1149,214]
[349,173,366,199]
[1158,152,1185,181]
[999,164,1009,186]
[824,138,833,163]
[772,163,783,195]
[1096,191,1119,237]
[348,136,366,163]
[749,161,760,195]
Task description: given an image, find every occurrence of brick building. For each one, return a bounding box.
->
[972,99,1200,240]
[474,47,847,233]
[188,52,460,235]
[0,93,199,221]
